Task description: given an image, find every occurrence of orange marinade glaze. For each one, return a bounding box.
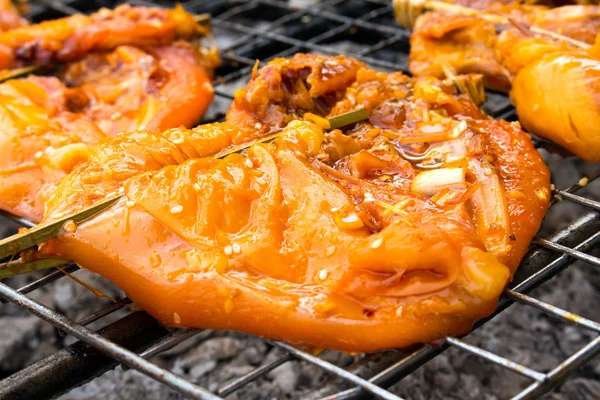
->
[0,0,26,32]
[0,4,207,69]
[408,4,600,92]
[43,55,550,352]
[0,42,216,222]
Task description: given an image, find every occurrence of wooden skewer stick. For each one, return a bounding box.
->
[194,13,211,27]
[0,65,42,84]
[441,65,486,105]
[214,108,369,159]
[393,0,591,49]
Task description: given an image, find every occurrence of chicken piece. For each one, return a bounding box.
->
[409,13,510,91]
[0,42,215,222]
[0,4,208,69]
[526,5,600,44]
[454,0,599,9]
[408,4,600,91]
[44,53,364,216]
[408,4,600,161]
[496,30,600,161]
[41,56,550,352]
[0,0,26,32]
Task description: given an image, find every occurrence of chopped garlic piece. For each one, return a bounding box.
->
[170,205,183,214]
[318,269,328,280]
[371,237,383,249]
[411,168,467,197]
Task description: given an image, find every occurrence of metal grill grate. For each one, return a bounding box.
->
[0,1,599,399]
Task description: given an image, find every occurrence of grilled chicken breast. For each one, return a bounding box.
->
[41,55,550,352]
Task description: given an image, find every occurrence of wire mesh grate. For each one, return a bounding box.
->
[0,1,598,399]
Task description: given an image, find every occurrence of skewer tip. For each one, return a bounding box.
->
[393,0,426,29]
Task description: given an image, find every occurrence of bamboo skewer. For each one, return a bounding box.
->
[441,66,486,105]
[0,65,42,84]
[214,108,369,159]
[194,13,211,27]
[393,0,591,49]
[0,195,121,261]
[0,257,69,279]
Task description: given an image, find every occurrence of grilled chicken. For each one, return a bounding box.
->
[0,4,218,222]
[0,4,210,70]
[408,6,600,161]
[496,31,600,161]
[0,41,216,223]
[0,0,26,31]
[40,54,550,352]
[409,4,600,90]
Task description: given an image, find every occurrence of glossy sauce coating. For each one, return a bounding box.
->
[409,6,600,161]
[0,0,26,32]
[409,4,600,91]
[0,4,209,69]
[497,31,600,161]
[0,42,215,222]
[42,55,550,352]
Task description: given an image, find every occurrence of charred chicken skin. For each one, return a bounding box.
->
[40,54,550,352]
[408,6,600,161]
[0,6,218,223]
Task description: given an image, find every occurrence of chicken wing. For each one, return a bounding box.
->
[40,54,550,352]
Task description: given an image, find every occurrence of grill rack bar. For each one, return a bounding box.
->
[0,282,223,400]
[0,0,598,399]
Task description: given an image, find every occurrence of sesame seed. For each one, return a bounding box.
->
[118,187,125,194]
[63,220,77,233]
[318,269,328,280]
[126,200,135,208]
[232,243,241,254]
[579,177,588,187]
[34,151,43,159]
[245,158,253,168]
[325,245,336,256]
[342,213,360,224]
[224,245,233,256]
[254,122,262,129]
[193,183,201,192]
[371,237,383,249]
[173,313,181,324]
[396,306,404,317]
[170,205,183,214]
